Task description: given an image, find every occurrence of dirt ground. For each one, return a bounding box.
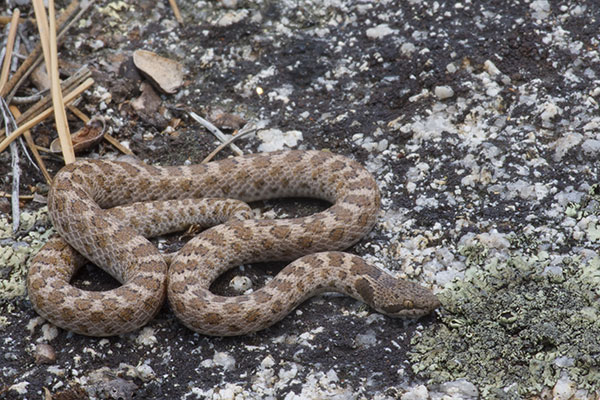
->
[2,0,600,399]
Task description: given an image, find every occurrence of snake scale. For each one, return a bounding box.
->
[27,150,439,336]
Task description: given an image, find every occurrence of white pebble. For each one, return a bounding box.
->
[218,387,235,400]
[213,352,236,370]
[401,42,416,56]
[484,60,501,76]
[355,330,377,348]
[260,355,276,369]
[229,276,253,292]
[401,385,429,400]
[434,85,454,100]
[530,0,551,19]
[581,139,600,154]
[135,364,156,382]
[438,379,479,399]
[9,382,29,395]
[540,102,560,121]
[136,327,158,346]
[278,364,298,382]
[553,376,576,400]
[377,139,389,152]
[257,129,303,152]
[215,10,249,27]
[41,324,59,341]
[366,24,396,39]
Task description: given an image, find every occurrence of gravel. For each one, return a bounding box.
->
[1,0,600,398]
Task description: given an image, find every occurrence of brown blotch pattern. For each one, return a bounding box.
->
[28,150,438,337]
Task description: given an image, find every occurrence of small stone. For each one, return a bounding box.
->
[229,276,252,292]
[134,364,156,382]
[257,129,303,152]
[401,385,429,400]
[260,355,276,369]
[553,376,576,400]
[133,50,184,94]
[355,330,377,348]
[213,352,236,370]
[483,60,501,76]
[400,42,416,56]
[215,9,249,27]
[438,379,479,399]
[9,382,29,395]
[530,0,551,19]
[540,102,560,121]
[366,24,396,39]
[446,63,457,73]
[135,327,158,346]
[434,85,454,100]
[34,344,56,364]
[221,0,238,8]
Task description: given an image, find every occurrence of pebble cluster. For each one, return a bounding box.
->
[2,0,600,398]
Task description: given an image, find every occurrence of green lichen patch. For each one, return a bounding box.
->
[409,248,600,398]
[0,207,53,301]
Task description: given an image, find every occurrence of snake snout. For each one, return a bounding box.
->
[377,282,440,319]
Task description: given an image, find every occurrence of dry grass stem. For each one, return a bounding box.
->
[47,0,74,164]
[103,133,134,155]
[188,111,244,156]
[1,67,91,135]
[0,192,35,199]
[9,105,52,184]
[0,9,20,94]
[67,104,90,123]
[168,0,183,23]
[0,77,93,153]
[202,124,257,163]
[1,0,80,100]
[0,16,31,25]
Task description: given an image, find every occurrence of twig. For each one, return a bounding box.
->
[202,123,257,163]
[0,192,34,200]
[0,97,20,232]
[0,77,94,153]
[10,92,43,104]
[0,11,22,231]
[67,104,89,122]
[103,133,134,155]
[0,66,91,135]
[0,16,32,25]
[48,0,74,163]
[0,9,19,94]
[1,0,82,101]
[9,105,51,185]
[168,0,183,23]
[188,111,244,156]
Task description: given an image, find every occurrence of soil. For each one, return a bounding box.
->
[1,0,600,399]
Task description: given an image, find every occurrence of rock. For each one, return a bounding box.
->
[34,343,56,364]
[366,24,396,39]
[133,50,184,94]
[434,85,455,100]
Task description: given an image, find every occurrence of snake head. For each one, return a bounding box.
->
[359,276,441,319]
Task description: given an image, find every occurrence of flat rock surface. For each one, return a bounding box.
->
[1,1,600,399]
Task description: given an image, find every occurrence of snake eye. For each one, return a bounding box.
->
[403,299,414,309]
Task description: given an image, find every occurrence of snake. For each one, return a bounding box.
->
[27,150,440,336]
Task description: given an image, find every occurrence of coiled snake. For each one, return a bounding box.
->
[27,150,439,336]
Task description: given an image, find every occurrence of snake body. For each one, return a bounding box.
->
[27,150,439,336]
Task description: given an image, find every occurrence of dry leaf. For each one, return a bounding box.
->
[50,117,105,154]
[133,49,184,94]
